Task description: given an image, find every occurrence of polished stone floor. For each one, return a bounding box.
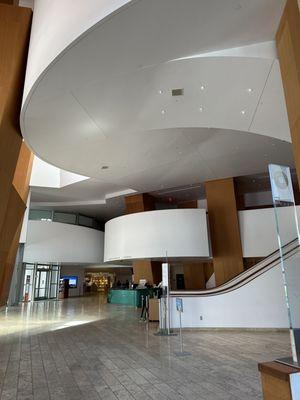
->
[0,295,291,400]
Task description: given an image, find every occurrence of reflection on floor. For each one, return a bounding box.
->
[0,295,291,400]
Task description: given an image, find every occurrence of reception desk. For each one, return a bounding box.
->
[108,289,149,307]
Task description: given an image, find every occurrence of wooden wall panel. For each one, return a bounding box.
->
[0,222,22,305]
[276,0,300,186]
[177,200,198,209]
[183,263,206,290]
[132,260,161,286]
[0,1,19,5]
[205,178,244,286]
[13,142,33,202]
[125,193,155,214]
[0,4,32,307]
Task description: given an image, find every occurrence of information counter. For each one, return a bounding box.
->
[108,289,149,307]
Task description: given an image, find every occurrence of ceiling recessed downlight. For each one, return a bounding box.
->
[161,110,166,115]
[241,110,246,115]
[200,85,205,90]
[199,106,203,112]
[158,89,163,94]
[247,88,253,93]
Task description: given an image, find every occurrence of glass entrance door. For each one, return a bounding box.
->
[22,263,60,302]
[34,267,50,300]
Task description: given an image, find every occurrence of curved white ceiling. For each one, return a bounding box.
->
[22,0,292,200]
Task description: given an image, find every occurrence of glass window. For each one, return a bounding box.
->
[53,212,77,224]
[78,215,93,227]
[29,210,52,221]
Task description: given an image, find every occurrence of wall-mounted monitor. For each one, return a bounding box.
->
[62,276,78,288]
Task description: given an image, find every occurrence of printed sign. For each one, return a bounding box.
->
[176,298,183,313]
[162,263,169,287]
[269,164,294,203]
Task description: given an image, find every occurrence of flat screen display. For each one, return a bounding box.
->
[62,276,78,288]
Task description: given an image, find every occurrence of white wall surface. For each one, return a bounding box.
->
[19,192,31,244]
[239,206,300,257]
[104,209,210,262]
[24,221,104,264]
[170,264,289,328]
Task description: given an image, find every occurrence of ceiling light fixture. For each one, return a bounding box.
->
[247,88,253,93]
[161,110,166,115]
[241,110,246,115]
[199,106,203,112]
[101,166,109,170]
[158,89,163,94]
[200,85,205,91]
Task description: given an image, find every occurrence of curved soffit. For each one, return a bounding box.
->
[21,0,291,198]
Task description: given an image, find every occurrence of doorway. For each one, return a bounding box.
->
[34,267,49,300]
[22,263,60,302]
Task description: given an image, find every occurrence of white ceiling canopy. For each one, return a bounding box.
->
[22,0,291,213]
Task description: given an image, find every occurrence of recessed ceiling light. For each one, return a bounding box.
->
[101,165,109,170]
[247,88,253,93]
[199,106,203,112]
[200,85,205,91]
[161,110,166,115]
[241,110,246,115]
[158,89,163,94]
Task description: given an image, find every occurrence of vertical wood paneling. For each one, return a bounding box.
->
[276,0,300,185]
[205,178,244,286]
[125,193,155,214]
[13,142,33,202]
[0,4,32,306]
[183,263,206,290]
[132,260,161,286]
[177,200,198,209]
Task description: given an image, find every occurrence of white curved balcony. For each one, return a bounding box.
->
[104,209,210,262]
[24,221,104,264]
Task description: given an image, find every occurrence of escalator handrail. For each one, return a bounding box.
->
[171,237,300,297]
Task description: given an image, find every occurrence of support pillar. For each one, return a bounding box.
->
[276,0,300,186]
[125,194,162,285]
[205,178,244,286]
[0,4,32,307]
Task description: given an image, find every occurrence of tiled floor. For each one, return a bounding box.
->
[0,295,291,400]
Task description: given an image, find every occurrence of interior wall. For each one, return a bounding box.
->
[170,265,289,328]
[239,206,300,257]
[125,193,155,214]
[60,265,85,297]
[132,260,161,285]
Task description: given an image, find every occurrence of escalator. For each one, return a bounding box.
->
[171,238,300,297]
